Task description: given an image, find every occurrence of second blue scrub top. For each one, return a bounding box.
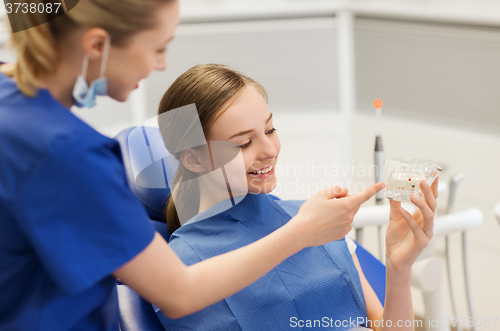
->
[0,72,155,330]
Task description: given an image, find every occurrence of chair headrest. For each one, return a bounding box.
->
[115,126,179,222]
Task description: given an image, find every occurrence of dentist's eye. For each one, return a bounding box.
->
[266,128,277,135]
[239,141,251,149]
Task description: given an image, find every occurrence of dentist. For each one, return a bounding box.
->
[0,0,384,330]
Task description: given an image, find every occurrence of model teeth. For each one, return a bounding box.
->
[250,165,272,175]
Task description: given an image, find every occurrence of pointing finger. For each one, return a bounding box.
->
[348,183,385,206]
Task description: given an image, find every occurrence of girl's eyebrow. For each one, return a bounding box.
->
[228,113,273,139]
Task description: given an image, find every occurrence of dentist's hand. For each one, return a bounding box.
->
[289,183,385,248]
[386,179,439,273]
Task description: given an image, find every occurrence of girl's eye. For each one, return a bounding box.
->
[157,47,167,54]
[239,141,251,149]
[266,128,277,135]
[238,128,276,149]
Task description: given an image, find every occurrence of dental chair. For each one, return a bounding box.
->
[114,126,387,331]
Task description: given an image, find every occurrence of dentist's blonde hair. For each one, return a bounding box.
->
[2,0,175,97]
[158,64,268,233]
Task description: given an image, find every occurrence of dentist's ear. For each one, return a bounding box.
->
[180,147,210,174]
[81,27,110,59]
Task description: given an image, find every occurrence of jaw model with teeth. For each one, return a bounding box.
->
[249,165,273,175]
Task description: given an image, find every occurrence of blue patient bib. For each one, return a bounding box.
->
[159,194,367,330]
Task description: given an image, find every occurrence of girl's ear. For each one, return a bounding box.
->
[180,148,209,173]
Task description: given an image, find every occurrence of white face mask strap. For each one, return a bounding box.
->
[99,36,111,78]
[81,55,89,78]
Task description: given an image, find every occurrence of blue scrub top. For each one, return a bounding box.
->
[0,72,155,330]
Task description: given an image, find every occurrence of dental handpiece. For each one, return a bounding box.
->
[374,135,384,203]
[374,100,384,204]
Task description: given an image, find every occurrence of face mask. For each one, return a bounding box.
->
[72,36,111,108]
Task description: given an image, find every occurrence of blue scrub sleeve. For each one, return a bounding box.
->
[12,133,155,295]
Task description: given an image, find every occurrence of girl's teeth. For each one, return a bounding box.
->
[251,165,272,175]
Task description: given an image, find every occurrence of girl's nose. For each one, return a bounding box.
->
[259,137,278,160]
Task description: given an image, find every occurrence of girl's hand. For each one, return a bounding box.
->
[386,179,439,273]
[290,183,385,248]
